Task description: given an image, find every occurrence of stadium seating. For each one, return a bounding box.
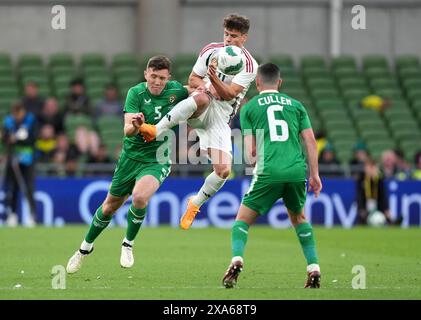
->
[0,52,420,166]
[49,53,75,68]
[112,53,139,69]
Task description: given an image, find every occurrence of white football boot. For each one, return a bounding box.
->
[6,213,18,227]
[66,248,93,274]
[120,242,134,268]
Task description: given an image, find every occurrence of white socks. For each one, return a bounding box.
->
[232,256,244,264]
[307,264,320,273]
[156,96,198,136]
[192,171,227,207]
[80,240,93,252]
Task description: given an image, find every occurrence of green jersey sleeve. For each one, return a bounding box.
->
[240,103,253,136]
[298,103,312,132]
[124,87,141,113]
[178,85,189,101]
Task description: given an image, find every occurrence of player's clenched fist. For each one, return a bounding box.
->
[131,113,145,128]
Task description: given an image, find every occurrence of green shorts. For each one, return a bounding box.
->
[242,177,307,215]
[109,152,171,197]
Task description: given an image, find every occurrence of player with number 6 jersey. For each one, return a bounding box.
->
[222,63,323,289]
[240,82,310,182]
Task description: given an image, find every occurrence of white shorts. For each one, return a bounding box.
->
[187,98,233,155]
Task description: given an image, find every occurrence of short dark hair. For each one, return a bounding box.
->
[223,13,250,34]
[106,83,117,90]
[25,81,38,88]
[11,101,25,114]
[70,78,84,87]
[257,63,281,85]
[394,149,405,160]
[147,55,171,72]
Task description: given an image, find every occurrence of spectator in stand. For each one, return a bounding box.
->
[356,158,401,225]
[394,149,411,180]
[38,98,65,134]
[35,124,56,162]
[318,143,343,177]
[349,142,369,179]
[52,134,81,176]
[380,149,397,179]
[63,78,91,116]
[74,126,101,157]
[95,84,122,117]
[315,130,328,158]
[21,82,45,118]
[360,94,390,115]
[412,151,421,180]
[63,79,100,156]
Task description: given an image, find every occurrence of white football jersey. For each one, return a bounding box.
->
[192,42,258,122]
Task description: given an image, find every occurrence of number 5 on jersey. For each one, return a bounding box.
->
[267,105,289,142]
[154,106,162,120]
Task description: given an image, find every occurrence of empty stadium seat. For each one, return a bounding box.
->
[395,55,420,70]
[362,55,389,70]
[174,53,197,68]
[80,53,106,68]
[0,52,12,66]
[333,67,361,79]
[300,55,326,69]
[49,53,75,68]
[112,53,139,69]
[18,54,43,68]
[269,54,294,69]
[331,55,357,70]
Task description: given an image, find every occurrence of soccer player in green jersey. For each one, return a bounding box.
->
[66,56,190,273]
[222,63,323,289]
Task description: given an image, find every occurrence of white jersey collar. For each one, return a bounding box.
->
[260,90,279,94]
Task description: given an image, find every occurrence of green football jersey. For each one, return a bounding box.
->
[240,90,312,182]
[123,81,188,163]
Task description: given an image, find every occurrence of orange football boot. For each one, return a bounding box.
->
[180,197,200,230]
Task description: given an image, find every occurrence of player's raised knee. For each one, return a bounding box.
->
[193,93,210,111]
[214,166,231,179]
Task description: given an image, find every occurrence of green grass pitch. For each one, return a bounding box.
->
[1,226,420,299]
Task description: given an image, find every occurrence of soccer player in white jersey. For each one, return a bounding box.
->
[139,13,258,230]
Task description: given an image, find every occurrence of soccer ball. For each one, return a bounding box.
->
[212,45,246,76]
[367,211,387,227]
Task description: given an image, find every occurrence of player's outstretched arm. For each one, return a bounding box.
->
[301,128,322,198]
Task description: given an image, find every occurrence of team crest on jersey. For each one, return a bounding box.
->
[169,94,176,104]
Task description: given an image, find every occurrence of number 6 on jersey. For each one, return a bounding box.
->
[267,105,289,142]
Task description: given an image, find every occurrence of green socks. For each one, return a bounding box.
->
[125,204,146,242]
[83,204,146,247]
[84,206,112,243]
[231,220,250,258]
[295,222,319,265]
